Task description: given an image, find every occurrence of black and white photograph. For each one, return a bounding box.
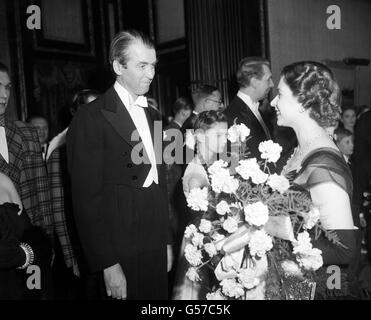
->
[1,0,371,310]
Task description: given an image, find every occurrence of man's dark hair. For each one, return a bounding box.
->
[0,61,9,74]
[109,29,155,67]
[191,84,218,106]
[172,97,193,116]
[236,57,270,88]
[72,89,100,111]
[26,115,48,123]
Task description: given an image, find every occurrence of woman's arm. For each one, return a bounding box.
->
[309,182,354,230]
[309,182,356,265]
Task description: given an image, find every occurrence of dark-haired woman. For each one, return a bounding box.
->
[339,106,357,133]
[173,110,229,300]
[271,61,357,298]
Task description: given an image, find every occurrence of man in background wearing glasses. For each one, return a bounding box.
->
[182,84,224,132]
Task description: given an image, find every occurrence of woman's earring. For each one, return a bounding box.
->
[299,107,305,113]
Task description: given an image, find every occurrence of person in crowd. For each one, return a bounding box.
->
[0,172,52,300]
[163,97,193,294]
[0,61,53,242]
[334,126,364,297]
[339,106,357,133]
[225,57,274,162]
[47,89,100,299]
[182,85,224,132]
[27,116,49,160]
[334,127,354,165]
[353,110,371,267]
[67,30,172,300]
[173,110,228,300]
[271,61,357,299]
[164,97,193,235]
[356,105,371,119]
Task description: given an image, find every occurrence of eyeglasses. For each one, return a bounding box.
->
[206,98,224,105]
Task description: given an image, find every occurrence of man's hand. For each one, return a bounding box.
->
[103,263,127,299]
[167,245,174,272]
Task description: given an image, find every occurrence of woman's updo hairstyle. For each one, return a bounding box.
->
[193,110,227,131]
[281,61,341,128]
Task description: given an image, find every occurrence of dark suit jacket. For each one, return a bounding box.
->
[181,112,198,132]
[66,87,169,274]
[224,96,271,161]
[353,110,371,208]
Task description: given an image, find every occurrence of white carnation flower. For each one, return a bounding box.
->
[216,200,231,216]
[222,217,239,233]
[235,158,260,180]
[221,176,239,194]
[186,267,200,282]
[212,233,225,242]
[258,140,283,163]
[236,158,268,184]
[237,124,250,142]
[227,125,239,143]
[292,231,313,256]
[244,201,269,227]
[191,232,205,248]
[292,232,323,271]
[238,268,260,289]
[210,169,239,194]
[186,187,209,211]
[208,160,228,175]
[206,289,226,300]
[250,169,268,185]
[281,260,303,277]
[228,123,250,143]
[184,244,203,267]
[185,130,196,150]
[199,219,212,234]
[220,278,245,299]
[249,230,273,258]
[204,243,217,257]
[302,206,320,230]
[296,248,323,271]
[184,224,198,238]
[267,174,290,193]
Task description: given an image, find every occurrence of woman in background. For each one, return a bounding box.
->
[339,106,357,133]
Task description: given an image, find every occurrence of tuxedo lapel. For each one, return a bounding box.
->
[144,107,155,145]
[101,87,139,149]
[236,98,269,139]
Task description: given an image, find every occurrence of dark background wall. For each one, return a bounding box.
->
[1,0,369,137]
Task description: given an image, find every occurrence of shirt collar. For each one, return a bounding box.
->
[237,91,259,112]
[173,120,182,128]
[114,81,148,111]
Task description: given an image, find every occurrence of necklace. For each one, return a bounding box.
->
[282,131,330,175]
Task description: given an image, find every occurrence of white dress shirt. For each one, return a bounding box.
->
[114,81,158,187]
[0,127,9,163]
[237,91,271,139]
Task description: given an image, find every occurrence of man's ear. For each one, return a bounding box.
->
[250,77,258,89]
[112,60,123,76]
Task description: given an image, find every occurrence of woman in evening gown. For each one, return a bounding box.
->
[271,61,357,298]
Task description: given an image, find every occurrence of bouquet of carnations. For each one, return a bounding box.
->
[183,123,326,300]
